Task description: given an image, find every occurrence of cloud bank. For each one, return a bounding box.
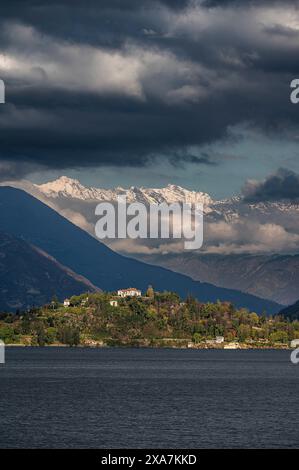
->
[243,168,299,202]
[0,0,299,176]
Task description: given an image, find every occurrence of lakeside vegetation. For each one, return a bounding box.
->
[0,289,298,349]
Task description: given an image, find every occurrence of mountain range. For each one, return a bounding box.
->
[0,231,98,311]
[36,176,214,206]
[33,176,299,222]
[6,176,298,306]
[0,186,281,313]
[279,300,299,321]
[135,252,299,306]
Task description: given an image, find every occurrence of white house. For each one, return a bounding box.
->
[117,288,142,298]
[81,297,88,306]
[216,336,224,344]
[64,299,71,307]
[110,300,118,307]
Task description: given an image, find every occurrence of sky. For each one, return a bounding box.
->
[1,0,299,198]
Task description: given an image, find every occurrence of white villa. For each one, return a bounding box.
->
[81,297,89,306]
[110,300,118,307]
[117,288,142,298]
[216,336,224,344]
[64,299,71,307]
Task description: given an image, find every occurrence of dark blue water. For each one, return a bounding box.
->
[0,348,299,448]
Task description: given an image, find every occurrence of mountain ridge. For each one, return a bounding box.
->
[279,300,299,321]
[135,252,299,305]
[0,230,99,311]
[35,176,214,206]
[0,186,281,314]
[34,175,299,213]
[3,176,298,306]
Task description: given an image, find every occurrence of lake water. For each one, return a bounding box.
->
[0,347,298,448]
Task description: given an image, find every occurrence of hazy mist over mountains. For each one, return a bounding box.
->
[6,174,299,255]
[2,175,299,306]
[0,185,281,313]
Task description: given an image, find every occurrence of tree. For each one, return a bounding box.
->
[50,295,59,310]
[58,326,80,346]
[193,333,203,343]
[269,331,288,344]
[249,313,259,325]
[0,325,16,343]
[128,299,148,318]
[21,315,31,334]
[35,323,46,346]
[237,324,251,342]
[146,285,154,297]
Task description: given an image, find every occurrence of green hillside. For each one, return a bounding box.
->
[1,290,298,349]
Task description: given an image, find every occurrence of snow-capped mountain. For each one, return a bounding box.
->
[34,176,299,227]
[3,176,299,305]
[36,175,299,208]
[35,176,214,207]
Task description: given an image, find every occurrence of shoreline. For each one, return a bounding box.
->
[4,343,292,350]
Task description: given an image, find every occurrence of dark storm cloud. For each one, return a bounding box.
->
[243,168,299,202]
[1,0,299,175]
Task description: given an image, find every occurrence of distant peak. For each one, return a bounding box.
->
[34,176,214,204]
[35,176,89,199]
[57,175,80,184]
[43,176,82,186]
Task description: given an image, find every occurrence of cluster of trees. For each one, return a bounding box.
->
[0,290,298,347]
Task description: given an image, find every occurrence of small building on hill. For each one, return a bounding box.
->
[117,288,142,298]
[110,300,118,307]
[64,299,71,307]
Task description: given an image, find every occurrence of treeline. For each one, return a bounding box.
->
[0,290,298,347]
